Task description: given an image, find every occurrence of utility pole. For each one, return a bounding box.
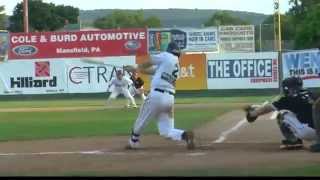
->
[259,24,262,52]
[23,0,29,33]
[274,0,282,52]
[274,0,283,92]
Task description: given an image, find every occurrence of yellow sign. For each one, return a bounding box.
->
[176,54,207,90]
[136,53,207,91]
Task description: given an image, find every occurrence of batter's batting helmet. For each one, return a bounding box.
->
[166,42,181,57]
[282,76,303,96]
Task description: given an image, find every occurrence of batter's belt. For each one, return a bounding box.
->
[154,88,175,95]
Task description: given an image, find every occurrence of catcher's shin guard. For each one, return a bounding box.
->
[277,111,300,145]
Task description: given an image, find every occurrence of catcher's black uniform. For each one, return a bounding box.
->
[272,89,317,128]
[130,76,144,89]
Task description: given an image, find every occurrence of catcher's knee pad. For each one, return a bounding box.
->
[279,121,299,142]
[277,111,285,125]
[276,110,291,125]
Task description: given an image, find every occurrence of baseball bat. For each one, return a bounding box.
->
[80,58,133,76]
[80,58,124,68]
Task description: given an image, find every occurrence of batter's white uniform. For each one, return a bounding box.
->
[107,76,137,107]
[130,52,185,145]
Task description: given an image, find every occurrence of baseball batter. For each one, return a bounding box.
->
[106,70,137,108]
[245,76,319,150]
[129,71,146,101]
[124,42,195,150]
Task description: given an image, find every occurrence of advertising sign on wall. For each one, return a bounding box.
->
[8,28,148,60]
[148,28,218,53]
[207,52,279,89]
[66,56,136,93]
[0,31,8,61]
[282,49,320,88]
[0,60,67,95]
[219,25,255,53]
[176,54,207,90]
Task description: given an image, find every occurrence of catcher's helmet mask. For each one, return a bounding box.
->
[166,42,181,58]
[282,76,303,97]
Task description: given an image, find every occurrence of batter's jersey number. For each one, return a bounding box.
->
[172,64,179,79]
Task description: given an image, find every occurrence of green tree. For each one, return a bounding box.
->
[0,6,6,29]
[9,0,79,32]
[260,14,295,41]
[294,5,320,49]
[204,11,249,27]
[93,10,161,29]
[288,0,320,49]
[144,16,161,28]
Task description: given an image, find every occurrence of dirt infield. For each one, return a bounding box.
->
[0,107,320,176]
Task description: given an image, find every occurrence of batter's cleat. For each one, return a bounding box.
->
[280,139,303,150]
[125,139,141,150]
[132,105,138,108]
[125,104,131,108]
[309,143,320,152]
[182,131,195,150]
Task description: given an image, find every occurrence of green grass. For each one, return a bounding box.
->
[0,96,270,141]
[103,164,320,177]
[16,164,320,176]
[0,107,227,141]
[1,95,319,177]
[0,95,274,109]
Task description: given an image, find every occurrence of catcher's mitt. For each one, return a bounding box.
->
[243,105,258,123]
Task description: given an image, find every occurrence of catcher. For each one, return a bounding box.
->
[244,76,319,150]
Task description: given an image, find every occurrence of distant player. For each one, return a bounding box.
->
[106,70,137,108]
[129,70,146,101]
[124,42,195,150]
[245,76,319,150]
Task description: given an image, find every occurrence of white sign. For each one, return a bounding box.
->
[282,49,320,88]
[219,25,255,53]
[66,56,135,93]
[184,28,218,52]
[0,56,136,95]
[0,59,67,95]
[148,28,218,53]
[207,52,279,89]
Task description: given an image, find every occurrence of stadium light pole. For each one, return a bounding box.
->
[273,0,282,52]
[259,24,262,51]
[23,0,29,33]
[274,0,283,94]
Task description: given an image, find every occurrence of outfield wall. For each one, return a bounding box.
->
[0,28,319,95]
[1,49,320,95]
[0,52,280,95]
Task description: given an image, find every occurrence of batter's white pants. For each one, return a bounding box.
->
[132,90,184,141]
[107,88,136,107]
[281,110,317,141]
